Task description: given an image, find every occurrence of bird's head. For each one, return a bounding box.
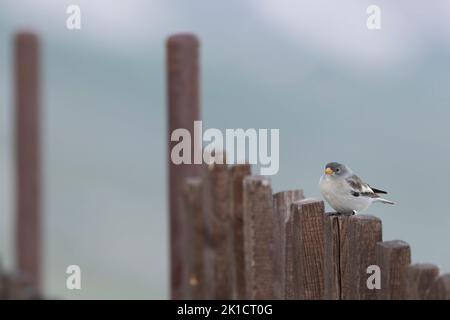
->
[324,162,349,177]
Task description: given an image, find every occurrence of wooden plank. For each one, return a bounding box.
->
[272,190,304,299]
[340,215,382,300]
[323,214,351,300]
[203,160,232,299]
[292,199,325,299]
[406,263,439,299]
[243,176,274,299]
[166,33,202,299]
[376,240,411,299]
[183,177,204,299]
[229,164,251,300]
[426,274,450,300]
[15,32,42,291]
[323,214,339,300]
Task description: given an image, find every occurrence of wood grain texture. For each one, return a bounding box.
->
[243,176,274,299]
[203,161,232,299]
[426,274,450,300]
[376,240,411,299]
[167,33,202,299]
[340,215,382,300]
[323,215,339,300]
[323,214,351,300]
[272,190,305,299]
[229,164,251,300]
[183,177,204,299]
[406,263,439,299]
[292,199,325,299]
[15,32,42,291]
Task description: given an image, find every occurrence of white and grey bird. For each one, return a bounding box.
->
[319,162,394,215]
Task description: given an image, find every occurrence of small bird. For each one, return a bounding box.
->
[319,162,394,215]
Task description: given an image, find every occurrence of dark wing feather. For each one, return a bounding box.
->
[369,186,388,194]
[346,174,380,198]
[346,174,368,192]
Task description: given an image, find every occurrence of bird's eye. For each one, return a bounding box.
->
[335,168,340,173]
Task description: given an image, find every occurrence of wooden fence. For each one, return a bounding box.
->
[166,33,450,300]
[177,163,450,300]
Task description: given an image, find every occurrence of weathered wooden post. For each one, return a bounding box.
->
[341,215,382,299]
[183,178,204,299]
[166,33,201,299]
[292,199,326,299]
[272,190,304,299]
[229,164,251,300]
[376,240,411,299]
[406,263,439,299]
[324,214,381,300]
[15,32,42,291]
[323,214,351,300]
[426,274,450,299]
[243,176,274,299]
[203,157,232,299]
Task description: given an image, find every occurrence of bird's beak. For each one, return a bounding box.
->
[325,168,333,175]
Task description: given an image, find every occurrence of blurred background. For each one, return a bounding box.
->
[1,0,450,299]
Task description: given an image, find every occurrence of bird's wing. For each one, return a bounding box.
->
[346,174,380,198]
[368,186,388,194]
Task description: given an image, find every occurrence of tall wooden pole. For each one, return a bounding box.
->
[15,32,41,290]
[183,178,204,299]
[166,33,201,299]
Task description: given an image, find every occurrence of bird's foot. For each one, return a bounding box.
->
[327,211,356,217]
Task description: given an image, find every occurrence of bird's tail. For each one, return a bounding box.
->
[374,198,395,205]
